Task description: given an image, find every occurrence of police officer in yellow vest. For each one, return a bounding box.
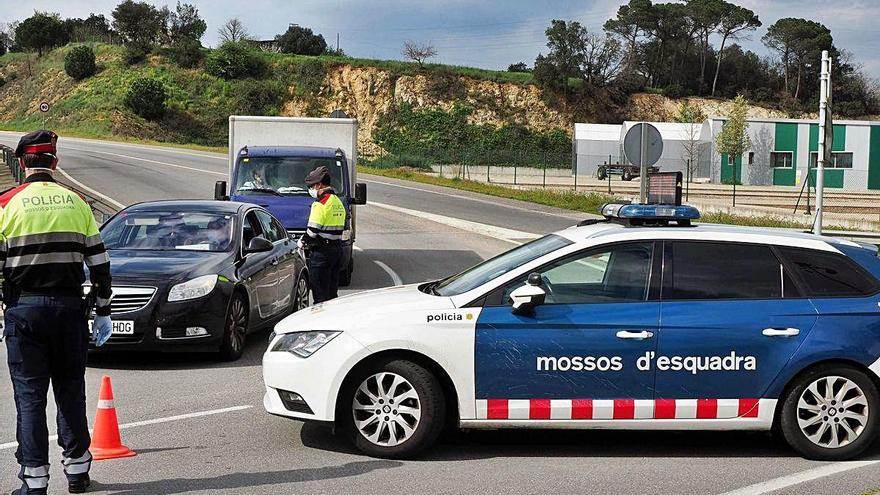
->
[3,130,113,495]
[298,166,346,303]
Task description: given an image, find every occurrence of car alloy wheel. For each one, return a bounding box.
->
[294,275,310,311]
[352,372,422,447]
[220,294,248,361]
[796,375,869,449]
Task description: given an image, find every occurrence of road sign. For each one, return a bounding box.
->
[39,101,50,112]
[623,122,663,203]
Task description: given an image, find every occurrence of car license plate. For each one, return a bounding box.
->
[88,320,134,335]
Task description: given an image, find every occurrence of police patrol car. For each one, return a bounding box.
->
[263,204,880,460]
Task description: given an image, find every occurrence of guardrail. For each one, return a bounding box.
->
[0,144,23,184]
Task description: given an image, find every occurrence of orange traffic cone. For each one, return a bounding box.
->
[90,375,136,460]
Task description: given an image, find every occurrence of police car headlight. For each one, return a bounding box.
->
[271,331,340,357]
[168,275,218,302]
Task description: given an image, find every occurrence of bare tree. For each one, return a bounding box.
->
[402,41,437,67]
[218,18,250,43]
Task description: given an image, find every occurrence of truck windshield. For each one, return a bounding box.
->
[431,234,573,296]
[234,156,345,196]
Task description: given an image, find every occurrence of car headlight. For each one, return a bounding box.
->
[168,275,218,302]
[271,331,340,357]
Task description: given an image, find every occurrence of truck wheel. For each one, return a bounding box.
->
[339,259,353,287]
[342,359,446,459]
[780,365,879,460]
[622,169,632,181]
[597,168,607,180]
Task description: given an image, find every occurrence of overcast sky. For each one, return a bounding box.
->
[5,0,879,78]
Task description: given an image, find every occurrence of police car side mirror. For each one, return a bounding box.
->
[510,273,546,316]
[352,182,367,205]
[245,236,273,254]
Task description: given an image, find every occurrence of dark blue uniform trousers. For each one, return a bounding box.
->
[4,296,92,492]
[308,244,343,303]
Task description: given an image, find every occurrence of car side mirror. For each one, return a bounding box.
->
[214,180,228,201]
[509,272,546,316]
[245,236,273,254]
[352,182,367,205]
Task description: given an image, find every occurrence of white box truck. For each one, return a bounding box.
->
[215,116,367,286]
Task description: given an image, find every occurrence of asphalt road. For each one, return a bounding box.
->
[0,131,878,495]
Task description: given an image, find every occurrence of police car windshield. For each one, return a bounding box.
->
[433,234,572,296]
[101,211,235,252]
[234,156,344,195]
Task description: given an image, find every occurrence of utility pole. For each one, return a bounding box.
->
[814,50,832,235]
[336,33,340,53]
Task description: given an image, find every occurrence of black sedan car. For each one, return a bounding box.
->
[90,200,310,360]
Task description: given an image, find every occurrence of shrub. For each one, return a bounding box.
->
[167,38,204,68]
[123,42,150,65]
[290,59,325,96]
[661,84,686,99]
[425,68,467,100]
[124,77,167,120]
[233,79,285,115]
[206,41,266,80]
[64,45,97,80]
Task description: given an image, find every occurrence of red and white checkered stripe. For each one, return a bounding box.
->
[475,398,760,420]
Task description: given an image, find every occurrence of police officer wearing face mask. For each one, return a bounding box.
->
[298,165,346,303]
[2,130,113,495]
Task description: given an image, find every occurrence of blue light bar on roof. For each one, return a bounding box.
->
[601,203,700,220]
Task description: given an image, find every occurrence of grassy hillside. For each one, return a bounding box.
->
[0,43,541,149]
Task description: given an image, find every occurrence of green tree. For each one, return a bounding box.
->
[64,45,97,79]
[15,11,66,56]
[275,25,326,56]
[63,14,114,43]
[715,94,751,181]
[710,3,760,96]
[112,0,166,45]
[763,18,832,100]
[167,2,206,42]
[124,77,166,120]
[685,0,724,94]
[603,0,653,79]
[507,62,531,73]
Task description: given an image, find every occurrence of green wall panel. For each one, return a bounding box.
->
[808,168,844,188]
[721,154,742,183]
[809,123,846,152]
[869,126,880,190]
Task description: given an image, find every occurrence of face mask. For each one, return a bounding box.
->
[309,188,318,199]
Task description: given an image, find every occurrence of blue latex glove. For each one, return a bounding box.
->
[93,316,112,347]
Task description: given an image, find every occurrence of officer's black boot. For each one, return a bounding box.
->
[67,473,90,494]
[11,483,48,495]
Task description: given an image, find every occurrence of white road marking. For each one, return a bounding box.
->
[374,260,403,286]
[56,167,126,210]
[361,177,585,220]
[0,131,226,161]
[369,201,539,244]
[81,149,226,177]
[0,405,253,451]
[718,461,880,495]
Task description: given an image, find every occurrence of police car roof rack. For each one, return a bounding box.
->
[599,203,700,227]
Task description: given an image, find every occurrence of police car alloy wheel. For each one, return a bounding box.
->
[780,366,879,461]
[343,359,445,458]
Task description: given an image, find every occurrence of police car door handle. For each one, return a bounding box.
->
[762,327,800,337]
[616,330,654,340]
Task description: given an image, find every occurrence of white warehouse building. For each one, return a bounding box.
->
[573,117,880,191]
